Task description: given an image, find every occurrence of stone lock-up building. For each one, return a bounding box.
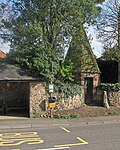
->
[66,27,101,105]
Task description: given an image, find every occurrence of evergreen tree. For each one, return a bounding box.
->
[1,0,104,82]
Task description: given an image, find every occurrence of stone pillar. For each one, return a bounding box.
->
[29,82,47,118]
[103,91,110,109]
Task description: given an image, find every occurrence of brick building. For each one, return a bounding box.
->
[0,50,7,58]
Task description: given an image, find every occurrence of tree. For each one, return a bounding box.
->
[97,0,120,83]
[101,46,120,61]
[97,0,120,50]
[1,0,104,82]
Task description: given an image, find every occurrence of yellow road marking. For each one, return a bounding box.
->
[0,132,44,146]
[54,136,88,147]
[1,132,38,138]
[9,149,20,150]
[60,127,70,133]
[77,137,88,144]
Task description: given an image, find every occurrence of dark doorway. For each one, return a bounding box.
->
[84,77,93,105]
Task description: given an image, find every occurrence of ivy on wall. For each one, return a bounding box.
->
[99,83,120,92]
[46,80,81,99]
[54,81,81,98]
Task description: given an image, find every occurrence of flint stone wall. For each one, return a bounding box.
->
[2,81,119,118]
[29,82,83,117]
[0,81,83,117]
[95,88,120,107]
[55,93,82,110]
[29,82,47,117]
[108,91,120,106]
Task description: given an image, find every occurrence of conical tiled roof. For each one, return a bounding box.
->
[66,27,100,73]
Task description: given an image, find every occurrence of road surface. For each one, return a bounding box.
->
[0,122,120,150]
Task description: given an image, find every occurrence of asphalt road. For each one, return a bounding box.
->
[0,122,120,150]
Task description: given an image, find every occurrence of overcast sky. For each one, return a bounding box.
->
[0,0,108,57]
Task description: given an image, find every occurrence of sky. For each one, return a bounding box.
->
[0,0,108,57]
[86,26,103,58]
[0,0,10,53]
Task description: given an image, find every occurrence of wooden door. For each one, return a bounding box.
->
[84,77,93,104]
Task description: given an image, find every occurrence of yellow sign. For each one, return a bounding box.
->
[0,132,44,147]
[48,102,56,108]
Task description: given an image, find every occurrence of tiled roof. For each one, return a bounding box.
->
[66,27,100,73]
[0,50,7,58]
[0,58,38,81]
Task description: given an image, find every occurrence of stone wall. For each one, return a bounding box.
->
[108,91,120,107]
[54,93,82,110]
[29,82,83,117]
[0,81,83,117]
[30,74,102,117]
[94,88,103,105]
[94,88,120,107]
[1,80,119,117]
[29,82,47,117]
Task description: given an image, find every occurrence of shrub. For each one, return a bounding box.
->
[54,113,80,119]
[99,83,120,92]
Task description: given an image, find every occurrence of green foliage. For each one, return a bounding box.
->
[10,46,59,82]
[101,47,120,61]
[108,111,120,116]
[69,113,80,118]
[54,113,80,119]
[1,0,104,97]
[99,83,120,92]
[58,60,74,82]
[54,114,69,119]
[54,80,81,98]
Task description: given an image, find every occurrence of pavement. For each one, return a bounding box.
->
[0,115,120,129]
